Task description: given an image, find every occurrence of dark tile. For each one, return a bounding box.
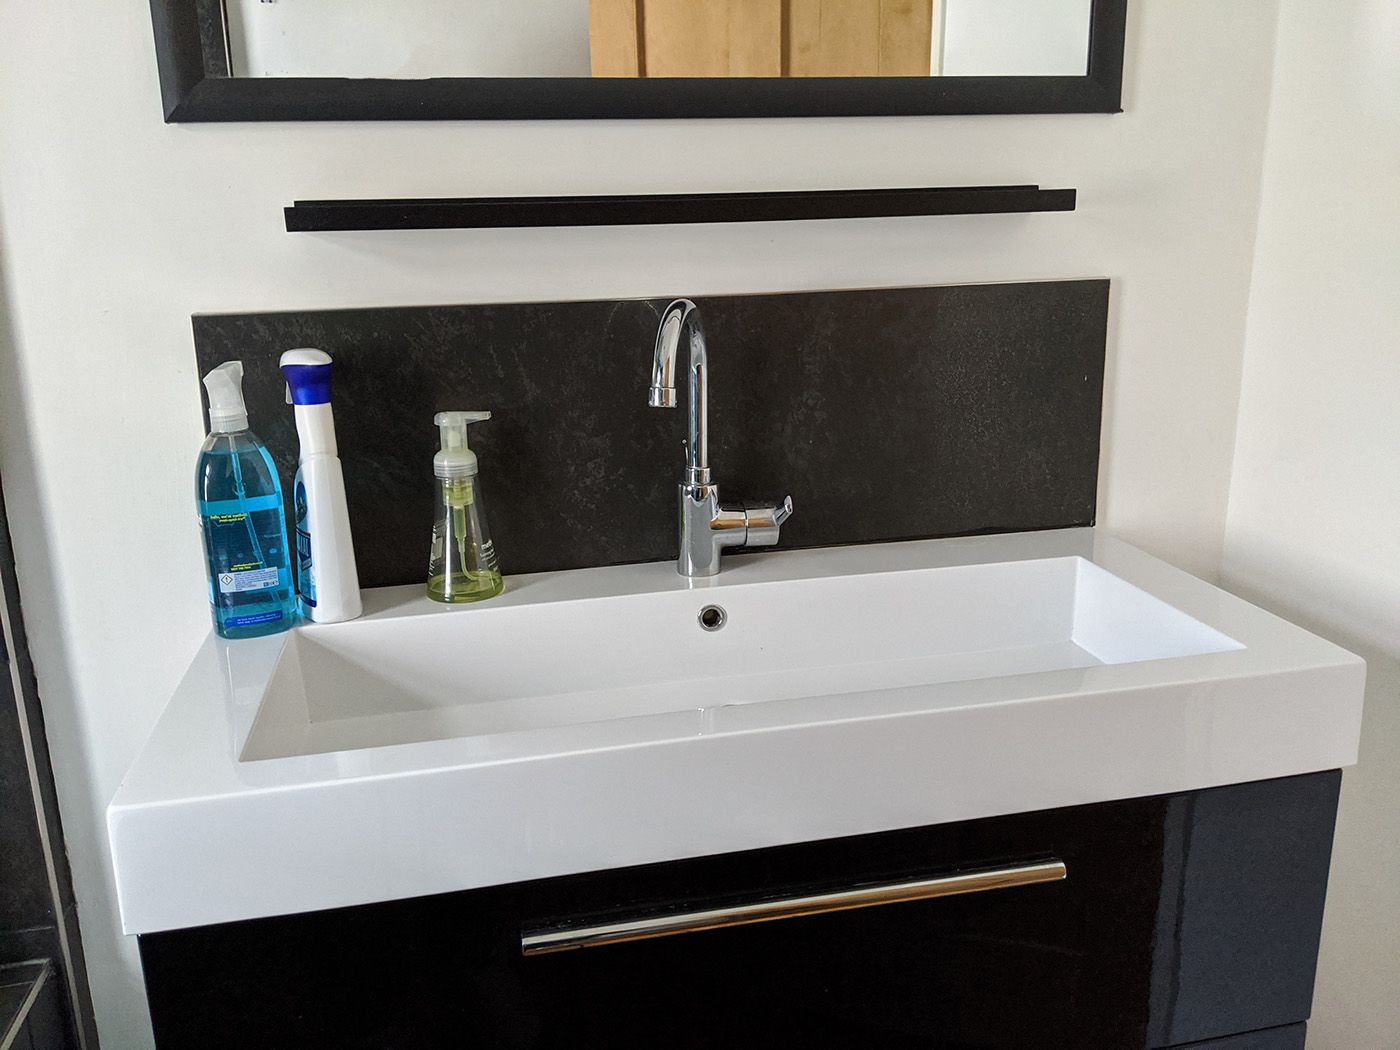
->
[0,485,92,1046]
[0,649,53,940]
[0,981,28,1044]
[0,962,69,1050]
[19,969,66,1050]
[1,481,67,941]
[0,962,44,1050]
[192,282,1109,589]
[0,931,59,973]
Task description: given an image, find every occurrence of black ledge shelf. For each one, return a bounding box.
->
[283,185,1077,232]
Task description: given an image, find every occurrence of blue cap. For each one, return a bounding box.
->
[279,348,334,406]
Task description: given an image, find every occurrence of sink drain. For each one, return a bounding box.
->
[698,605,727,632]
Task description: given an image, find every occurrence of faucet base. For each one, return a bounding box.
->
[677,483,746,577]
[675,484,793,578]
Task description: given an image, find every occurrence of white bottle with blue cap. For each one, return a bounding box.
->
[279,348,362,624]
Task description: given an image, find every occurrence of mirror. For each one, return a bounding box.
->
[151,0,1124,120]
[225,0,1095,80]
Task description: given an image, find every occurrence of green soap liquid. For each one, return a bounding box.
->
[428,570,504,604]
[428,475,502,604]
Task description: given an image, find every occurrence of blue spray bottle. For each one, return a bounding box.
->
[196,361,296,639]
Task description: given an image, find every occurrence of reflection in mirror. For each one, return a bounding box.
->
[224,0,1093,80]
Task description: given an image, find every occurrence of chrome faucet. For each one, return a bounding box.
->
[649,299,793,577]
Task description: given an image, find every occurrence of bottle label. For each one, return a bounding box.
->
[226,610,286,629]
[217,566,283,594]
[201,494,282,516]
[201,510,285,588]
[295,480,316,607]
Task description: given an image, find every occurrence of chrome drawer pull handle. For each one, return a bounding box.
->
[521,859,1066,956]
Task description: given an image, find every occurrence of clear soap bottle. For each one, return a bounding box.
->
[427,411,504,604]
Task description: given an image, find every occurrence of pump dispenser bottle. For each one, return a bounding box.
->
[428,412,503,604]
[279,348,362,623]
[197,361,296,639]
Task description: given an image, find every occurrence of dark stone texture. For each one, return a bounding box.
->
[192,281,1108,589]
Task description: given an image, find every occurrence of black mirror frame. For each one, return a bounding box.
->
[150,0,1125,122]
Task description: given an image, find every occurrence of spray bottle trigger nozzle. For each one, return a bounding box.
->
[202,360,250,433]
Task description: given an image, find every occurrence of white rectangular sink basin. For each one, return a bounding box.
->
[109,529,1365,934]
[247,557,1239,761]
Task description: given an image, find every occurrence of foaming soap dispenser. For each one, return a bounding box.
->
[427,411,503,604]
[279,348,362,623]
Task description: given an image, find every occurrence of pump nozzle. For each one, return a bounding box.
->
[203,361,249,433]
[434,411,491,480]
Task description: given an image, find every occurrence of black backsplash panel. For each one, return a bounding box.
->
[192,281,1108,588]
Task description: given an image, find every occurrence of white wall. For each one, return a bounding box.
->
[0,3,1281,1046]
[940,0,1093,77]
[227,0,592,78]
[1222,1,1400,1046]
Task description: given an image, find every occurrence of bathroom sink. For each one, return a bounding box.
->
[245,555,1239,760]
[108,529,1365,934]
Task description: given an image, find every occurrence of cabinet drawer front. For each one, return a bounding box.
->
[140,772,1339,1049]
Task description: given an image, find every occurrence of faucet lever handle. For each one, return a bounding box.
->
[743,497,794,548]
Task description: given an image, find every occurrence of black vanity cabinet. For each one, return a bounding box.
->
[139,772,1338,1049]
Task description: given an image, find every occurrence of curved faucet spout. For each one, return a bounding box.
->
[647,298,791,577]
[649,298,709,486]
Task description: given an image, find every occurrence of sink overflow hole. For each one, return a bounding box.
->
[698,605,727,632]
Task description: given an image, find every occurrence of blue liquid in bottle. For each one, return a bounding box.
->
[197,431,296,639]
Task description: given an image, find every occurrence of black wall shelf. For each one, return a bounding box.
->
[284,185,1077,232]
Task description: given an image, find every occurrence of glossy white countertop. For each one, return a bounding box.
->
[108,529,1365,934]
